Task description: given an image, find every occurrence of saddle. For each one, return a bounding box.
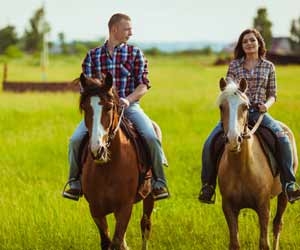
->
[120,117,153,200]
[78,117,153,199]
[212,125,279,176]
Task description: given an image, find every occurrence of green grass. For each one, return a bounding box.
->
[1,56,300,249]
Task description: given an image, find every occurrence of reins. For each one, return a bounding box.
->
[243,113,265,139]
[106,105,125,147]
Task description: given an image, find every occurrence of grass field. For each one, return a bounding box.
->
[1,56,300,250]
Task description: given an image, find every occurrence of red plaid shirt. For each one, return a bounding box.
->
[226,57,277,104]
[82,41,150,98]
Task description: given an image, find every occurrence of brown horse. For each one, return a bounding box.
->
[217,78,298,250]
[78,73,155,250]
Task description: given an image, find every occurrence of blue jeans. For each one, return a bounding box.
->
[201,111,296,190]
[67,102,168,190]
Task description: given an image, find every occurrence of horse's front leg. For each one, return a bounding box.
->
[111,204,133,250]
[222,201,240,250]
[141,195,154,250]
[257,202,271,250]
[273,192,288,250]
[91,215,111,250]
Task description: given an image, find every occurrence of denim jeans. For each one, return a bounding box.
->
[124,102,167,189]
[67,102,168,189]
[201,111,295,190]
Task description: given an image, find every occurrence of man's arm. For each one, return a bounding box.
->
[120,84,148,107]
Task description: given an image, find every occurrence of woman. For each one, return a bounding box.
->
[199,28,300,204]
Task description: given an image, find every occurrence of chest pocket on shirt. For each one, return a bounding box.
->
[259,73,269,88]
[120,61,132,77]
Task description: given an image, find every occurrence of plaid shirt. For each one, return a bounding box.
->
[226,57,276,104]
[82,41,150,98]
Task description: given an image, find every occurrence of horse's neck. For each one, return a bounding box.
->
[225,137,254,169]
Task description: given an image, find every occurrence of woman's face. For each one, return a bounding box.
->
[242,32,259,55]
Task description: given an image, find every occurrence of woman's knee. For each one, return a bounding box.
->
[276,130,290,143]
[143,131,160,146]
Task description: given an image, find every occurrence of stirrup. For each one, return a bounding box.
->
[198,184,216,204]
[62,178,81,196]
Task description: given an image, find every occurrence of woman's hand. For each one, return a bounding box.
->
[119,97,130,108]
[258,103,267,113]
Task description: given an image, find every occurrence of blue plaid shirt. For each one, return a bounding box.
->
[82,41,150,98]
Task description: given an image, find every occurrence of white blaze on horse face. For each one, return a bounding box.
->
[90,96,107,155]
[227,94,243,149]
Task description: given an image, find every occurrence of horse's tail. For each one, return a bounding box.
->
[278,121,298,173]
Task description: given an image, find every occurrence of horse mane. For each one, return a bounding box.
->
[216,79,249,106]
[78,78,120,114]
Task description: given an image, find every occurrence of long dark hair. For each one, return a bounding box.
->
[234,28,266,59]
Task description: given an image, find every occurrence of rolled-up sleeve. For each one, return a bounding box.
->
[134,49,150,88]
[266,63,277,100]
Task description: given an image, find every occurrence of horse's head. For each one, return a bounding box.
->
[217,78,250,152]
[79,73,119,163]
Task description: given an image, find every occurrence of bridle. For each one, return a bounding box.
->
[106,105,125,148]
[91,103,125,161]
[242,113,265,139]
[221,92,265,146]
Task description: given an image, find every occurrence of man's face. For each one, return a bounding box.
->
[113,19,132,43]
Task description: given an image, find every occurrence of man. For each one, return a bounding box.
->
[63,13,169,201]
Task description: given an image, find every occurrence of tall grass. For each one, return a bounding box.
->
[0,56,300,249]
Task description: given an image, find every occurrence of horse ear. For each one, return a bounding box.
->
[105,72,113,88]
[80,73,86,88]
[219,77,227,91]
[239,78,248,92]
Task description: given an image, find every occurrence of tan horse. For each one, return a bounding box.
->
[217,78,298,250]
[78,73,154,250]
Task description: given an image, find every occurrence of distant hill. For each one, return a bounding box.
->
[134,41,227,52]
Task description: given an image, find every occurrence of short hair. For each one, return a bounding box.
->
[108,13,131,31]
[234,28,267,59]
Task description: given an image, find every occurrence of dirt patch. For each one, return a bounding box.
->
[2,81,80,92]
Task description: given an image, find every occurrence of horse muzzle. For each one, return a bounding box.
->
[226,135,243,153]
[91,146,110,163]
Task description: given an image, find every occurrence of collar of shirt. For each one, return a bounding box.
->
[237,57,267,68]
[103,41,126,53]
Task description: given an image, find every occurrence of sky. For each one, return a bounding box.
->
[1,0,300,44]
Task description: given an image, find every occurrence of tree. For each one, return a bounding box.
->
[58,32,68,54]
[0,25,18,53]
[253,8,272,49]
[23,7,50,53]
[290,17,300,54]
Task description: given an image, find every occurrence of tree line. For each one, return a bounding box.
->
[0,7,300,58]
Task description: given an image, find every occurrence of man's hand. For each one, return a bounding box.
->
[258,103,267,113]
[119,97,130,108]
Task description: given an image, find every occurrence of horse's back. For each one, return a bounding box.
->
[278,121,298,172]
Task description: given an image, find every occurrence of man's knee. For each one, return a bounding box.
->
[69,135,82,149]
